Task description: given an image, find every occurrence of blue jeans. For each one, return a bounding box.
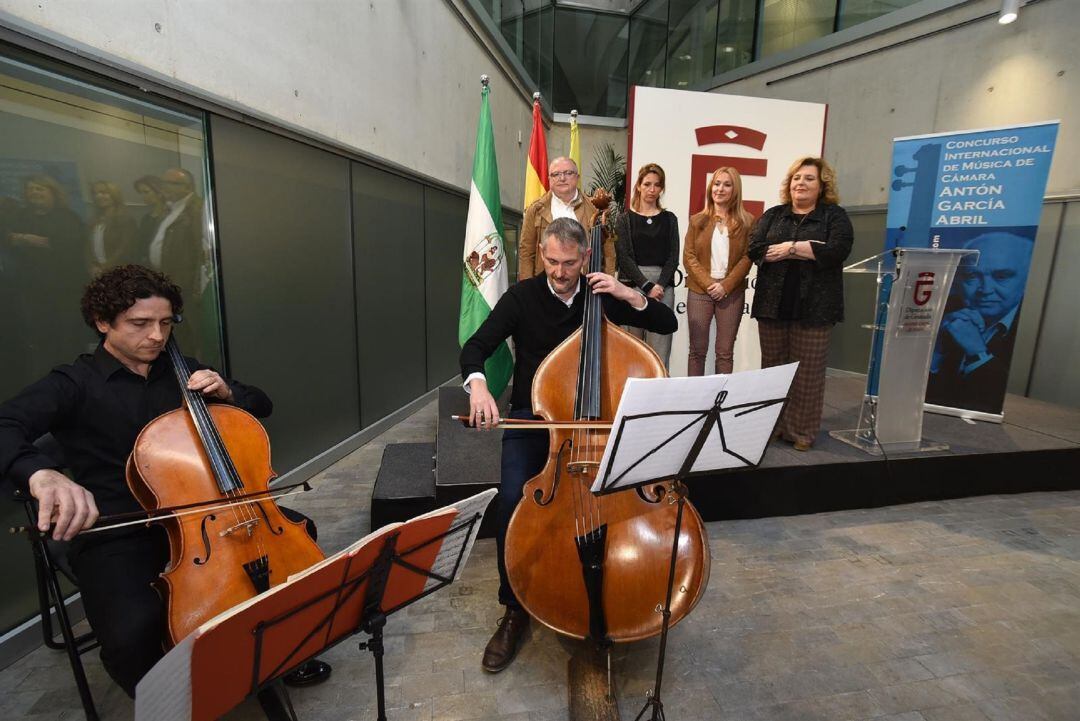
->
[495,407,549,608]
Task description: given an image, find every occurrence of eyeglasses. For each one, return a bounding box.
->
[549,170,578,179]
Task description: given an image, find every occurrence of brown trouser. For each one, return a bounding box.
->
[758,319,833,446]
[687,289,745,376]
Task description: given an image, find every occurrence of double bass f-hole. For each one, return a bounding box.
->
[534,438,572,506]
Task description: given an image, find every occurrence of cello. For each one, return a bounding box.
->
[504,195,710,644]
[125,335,325,645]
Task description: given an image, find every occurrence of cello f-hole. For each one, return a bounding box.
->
[252,501,285,535]
[193,514,216,565]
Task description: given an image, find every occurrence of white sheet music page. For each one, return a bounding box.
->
[134,634,194,721]
[413,488,496,590]
[592,363,797,493]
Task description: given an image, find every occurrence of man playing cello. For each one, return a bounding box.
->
[0,265,329,710]
[460,217,677,672]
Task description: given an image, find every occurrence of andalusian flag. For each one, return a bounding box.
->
[460,77,513,398]
[569,109,581,172]
[523,92,548,209]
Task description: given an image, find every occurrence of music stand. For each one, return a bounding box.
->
[589,364,797,721]
[135,489,496,721]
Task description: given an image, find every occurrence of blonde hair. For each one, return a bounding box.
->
[630,163,666,212]
[696,167,753,240]
[90,180,128,221]
[780,156,840,206]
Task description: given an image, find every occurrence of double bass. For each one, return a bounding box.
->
[125,336,324,644]
[504,197,710,643]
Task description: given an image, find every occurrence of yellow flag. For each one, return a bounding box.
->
[569,109,581,173]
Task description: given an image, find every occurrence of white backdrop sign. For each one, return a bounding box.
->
[627,86,827,375]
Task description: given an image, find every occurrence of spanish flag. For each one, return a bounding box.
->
[523,92,548,210]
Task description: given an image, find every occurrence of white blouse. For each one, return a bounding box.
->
[710,223,729,280]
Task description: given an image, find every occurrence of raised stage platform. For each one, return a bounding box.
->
[370,375,1080,534]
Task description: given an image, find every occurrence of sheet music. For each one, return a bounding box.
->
[134,634,194,721]
[415,488,497,589]
[592,363,797,492]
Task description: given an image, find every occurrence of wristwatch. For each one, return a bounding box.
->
[788,242,796,256]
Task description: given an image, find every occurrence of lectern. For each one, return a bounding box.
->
[831,246,978,454]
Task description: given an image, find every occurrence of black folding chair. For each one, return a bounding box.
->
[9,434,100,721]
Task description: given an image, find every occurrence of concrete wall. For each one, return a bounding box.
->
[0,0,557,210]
[711,0,1077,207]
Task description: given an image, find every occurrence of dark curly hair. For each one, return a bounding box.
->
[81,265,184,332]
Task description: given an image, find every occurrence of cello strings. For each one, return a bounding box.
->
[168,341,264,559]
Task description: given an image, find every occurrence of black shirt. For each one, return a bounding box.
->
[460,274,678,410]
[628,212,672,267]
[0,344,272,516]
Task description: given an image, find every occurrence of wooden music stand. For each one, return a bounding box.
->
[135,489,496,721]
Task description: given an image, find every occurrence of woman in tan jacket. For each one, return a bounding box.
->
[682,167,753,375]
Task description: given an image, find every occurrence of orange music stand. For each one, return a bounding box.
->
[136,489,496,721]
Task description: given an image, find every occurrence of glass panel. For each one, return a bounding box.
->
[500,0,554,101]
[759,0,837,58]
[1027,201,1080,409]
[837,0,918,30]
[0,54,220,634]
[667,0,718,88]
[210,115,360,473]
[552,8,629,117]
[716,0,758,74]
[351,163,427,427]
[629,0,669,89]
[424,188,469,389]
[504,221,520,284]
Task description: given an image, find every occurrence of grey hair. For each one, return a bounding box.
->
[540,217,588,252]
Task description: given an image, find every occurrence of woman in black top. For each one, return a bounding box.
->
[614,163,680,367]
[748,156,853,450]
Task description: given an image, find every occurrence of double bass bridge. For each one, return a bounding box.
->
[566,460,600,474]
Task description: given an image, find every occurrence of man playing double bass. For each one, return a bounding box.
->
[461,217,677,672]
[0,265,329,711]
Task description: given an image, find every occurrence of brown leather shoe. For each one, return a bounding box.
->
[482,608,530,672]
[793,440,812,452]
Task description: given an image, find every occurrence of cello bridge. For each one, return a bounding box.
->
[566,461,600,474]
[220,518,261,538]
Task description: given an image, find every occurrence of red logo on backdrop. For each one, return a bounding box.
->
[689,125,768,220]
[913,272,935,306]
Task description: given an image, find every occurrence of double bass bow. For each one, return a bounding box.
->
[125,335,324,645]
[503,194,710,644]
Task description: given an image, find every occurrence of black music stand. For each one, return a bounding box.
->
[589,365,797,721]
[135,489,496,721]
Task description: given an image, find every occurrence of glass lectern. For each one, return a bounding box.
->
[831,247,979,454]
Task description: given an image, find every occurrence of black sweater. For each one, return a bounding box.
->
[460,274,678,409]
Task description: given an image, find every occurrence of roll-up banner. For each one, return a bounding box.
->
[884,121,1059,420]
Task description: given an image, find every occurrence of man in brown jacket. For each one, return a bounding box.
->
[518,156,615,279]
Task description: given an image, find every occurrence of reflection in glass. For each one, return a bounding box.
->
[667,0,718,89]
[553,8,629,116]
[716,0,758,74]
[629,0,668,90]
[0,54,221,398]
[759,0,837,58]
[838,0,917,30]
